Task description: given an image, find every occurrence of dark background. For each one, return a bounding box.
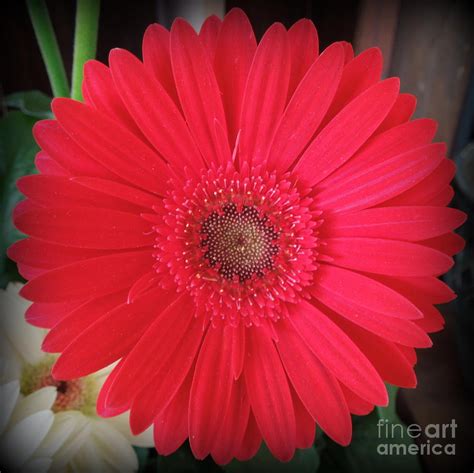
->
[1,1,473,472]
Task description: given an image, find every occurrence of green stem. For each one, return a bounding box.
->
[71,0,101,101]
[27,0,70,97]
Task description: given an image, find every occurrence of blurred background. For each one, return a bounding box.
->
[1,1,473,472]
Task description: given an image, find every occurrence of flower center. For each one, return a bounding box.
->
[153,165,322,325]
[20,356,98,414]
[200,203,279,282]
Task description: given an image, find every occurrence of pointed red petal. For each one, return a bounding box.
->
[316,144,445,213]
[322,237,453,277]
[15,206,153,250]
[239,23,290,167]
[51,287,177,379]
[321,47,383,127]
[294,78,399,185]
[199,15,222,59]
[276,318,351,445]
[289,300,388,405]
[142,23,180,106]
[267,42,344,172]
[20,250,153,303]
[244,328,296,461]
[189,324,234,459]
[214,8,257,146]
[376,93,417,134]
[322,206,466,242]
[287,19,319,98]
[52,99,170,193]
[42,291,127,352]
[171,19,230,165]
[154,369,192,455]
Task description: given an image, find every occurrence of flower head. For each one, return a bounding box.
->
[9,8,466,463]
[0,284,152,471]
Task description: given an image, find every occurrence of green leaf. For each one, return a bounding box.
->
[318,385,423,473]
[224,444,319,473]
[5,90,53,119]
[0,111,39,285]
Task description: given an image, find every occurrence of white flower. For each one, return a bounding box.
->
[0,283,154,472]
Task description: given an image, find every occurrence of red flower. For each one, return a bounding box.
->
[9,8,466,463]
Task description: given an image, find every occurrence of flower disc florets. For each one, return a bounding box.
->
[153,164,322,326]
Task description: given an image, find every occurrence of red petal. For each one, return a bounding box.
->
[130,316,203,435]
[105,294,194,408]
[294,78,399,185]
[51,98,170,193]
[312,289,432,347]
[330,315,418,387]
[291,387,316,449]
[35,151,69,176]
[15,206,153,250]
[244,328,296,461]
[235,412,262,462]
[42,291,127,352]
[266,42,344,172]
[72,177,160,209]
[109,48,204,173]
[276,318,351,445]
[189,324,234,459]
[83,60,146,138]
[322,206,466,242]
[340,385,374,416]
[214,8,257,146]
[171,19,230,165]
[414,303,445,333]
[316,143,445,213]
[96,359,129,417]
[289,300,388,405]
[239,23,290,167]
[312,264,422,319]
[199,15,222,59]
[231,323,246,380]
[320,118,437,190]
[420,232,465,256]
[33,120,112,179]
[383,158,455,207]
[374,275,456,305]
[287,19,319,98]
[142,24,180,106]
[154,369,192,455]
[322,237,453,277]
[321,47,383,127]
[210,378,250,464]
[8,238,107,270]
[25,300,84,328]
[52,287,176,379]
[20,250,153,302]
[17,174,140,212]
[376,93,417,134]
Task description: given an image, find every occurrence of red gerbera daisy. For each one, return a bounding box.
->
[9,8,466,464]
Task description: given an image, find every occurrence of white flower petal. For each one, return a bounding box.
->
[105,413,154,447]
[0,380,20,435]
[37,408,77,457]
[0,410,54,469]
[70,437,108,473]
[20,456,52,473]
[50,412,91,471]
[10,387,58,425]
[0,283,44,365]
[90,420,138,472]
